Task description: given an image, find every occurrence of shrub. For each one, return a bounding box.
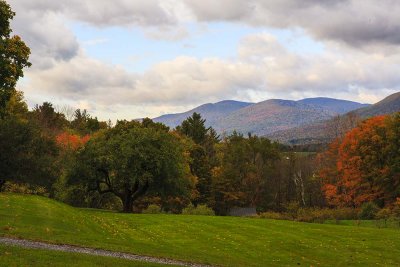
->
[3,182,47,196]
[330,207,359,220]
[358,202,379,219]
[258,211,291,220]
[142,204,162,214]
[392,198,400,218]
[285,202,300,219]
[375,208,392,228]
[259,207,358,223]
[182,204,215,216]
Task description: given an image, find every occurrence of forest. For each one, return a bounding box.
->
[1,0,399,223]
[2,92,400,221]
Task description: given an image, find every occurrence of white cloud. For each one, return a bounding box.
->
[18,32,400,119]
[7,0,400,120]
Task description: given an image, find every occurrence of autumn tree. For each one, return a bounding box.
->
[68,120,194,212]
[0,0,31,118]
[319,114,400,207]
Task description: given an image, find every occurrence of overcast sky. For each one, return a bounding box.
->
[8,0,400,121]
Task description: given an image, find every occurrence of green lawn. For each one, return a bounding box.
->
[0,244,174,267]
[1,193,400,266]
[325,219,400,229]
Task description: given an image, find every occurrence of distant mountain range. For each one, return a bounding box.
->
[153,100,252,128]
[153,92,400,144]
[267,92,400,144]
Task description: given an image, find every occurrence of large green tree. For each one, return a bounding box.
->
[68,121,193,212]
[0,0,31,118]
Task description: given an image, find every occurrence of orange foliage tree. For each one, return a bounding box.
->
[319,114,400,207]
[56,132,90,150]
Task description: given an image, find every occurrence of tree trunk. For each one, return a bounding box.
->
[122,192,133,213]
[0,179,5,192]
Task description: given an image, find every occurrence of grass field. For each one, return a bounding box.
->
[0,244,173,267]
[1,193,400,266]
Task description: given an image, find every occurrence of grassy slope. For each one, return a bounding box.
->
[1,193,400,266]
[0,244,173,267]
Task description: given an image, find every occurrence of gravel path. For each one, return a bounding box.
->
[0,237,212,267]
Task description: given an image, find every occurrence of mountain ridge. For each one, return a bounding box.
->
[267,92,400,144]
[153,97,371,136]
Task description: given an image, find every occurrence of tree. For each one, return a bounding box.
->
[0,117,59,191]
[31,102,68,135]
[177,113,219,206]
[68,121,194,212]
[177,112,208,145]
[70,109,107,135]
[189,144,212,205]
[0,0,31,118]
[3,90,28,120]
[211,132,280,214]
[319,114,400,207]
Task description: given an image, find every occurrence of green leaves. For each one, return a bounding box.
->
[0,1,31,119]
[69,120,193,212]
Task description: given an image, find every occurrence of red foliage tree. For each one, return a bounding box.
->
[319,115,399,207]
[56,132,90,150]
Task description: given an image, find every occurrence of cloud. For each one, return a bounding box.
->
[7,0,400,119]
[9,0,400,50]
[9,2,79,69]
[184,0,400,49]
[10,0,181,27]
[22,53,138,105]
[19,32,400,120]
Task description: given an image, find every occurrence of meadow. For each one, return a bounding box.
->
[0,244,173,267]
[1,193,400,266]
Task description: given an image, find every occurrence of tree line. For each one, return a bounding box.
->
[1,0,399,217]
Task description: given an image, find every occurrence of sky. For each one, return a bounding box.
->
[8,0,400,121]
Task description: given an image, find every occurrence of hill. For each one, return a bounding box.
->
[153,100,252,128]
[1,193,400,266]
[214,99,335,136]
[269,92,400,144]
[297,97,370,114]
[153,97,367,135]
[354,91,400,117]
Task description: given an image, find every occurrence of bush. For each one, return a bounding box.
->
[3,182,47,196]
[285,202,300,219]
[392,198,400,218]
[358,202,380,219]
[258,211,291,220]
[182,204,215,216]
[330,207,359,220]
[259,207,358,223]
[142,204,162,214]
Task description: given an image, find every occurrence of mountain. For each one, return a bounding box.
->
[354,92,400,117]
[152,97,369,137]
[297,97,370,114]
[268,92,400,144]
[214,99,336,136]
[153,100,253,128]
